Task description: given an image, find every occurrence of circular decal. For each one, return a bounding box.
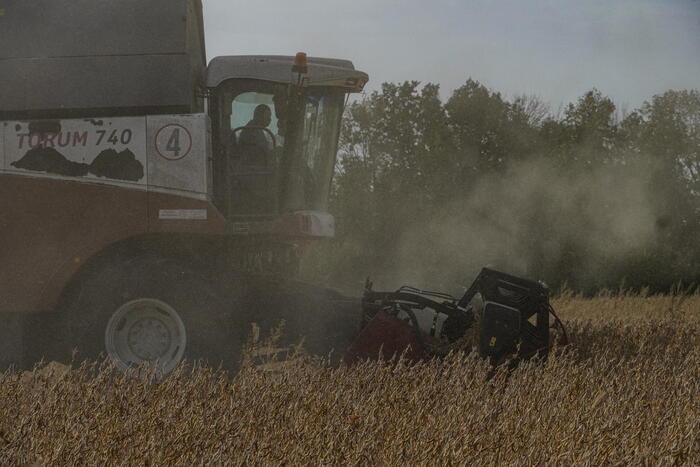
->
[155,124,192,161]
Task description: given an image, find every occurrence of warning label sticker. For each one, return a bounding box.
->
[158,209,207,220]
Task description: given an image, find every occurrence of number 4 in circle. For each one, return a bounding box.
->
[166,129,181,158]
[156,124,192,161]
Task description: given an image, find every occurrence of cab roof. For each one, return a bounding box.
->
[206,55,368,92]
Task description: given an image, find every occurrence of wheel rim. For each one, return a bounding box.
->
[105,298,187,374]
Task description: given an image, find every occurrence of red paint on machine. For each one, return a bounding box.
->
[0,173,226,314]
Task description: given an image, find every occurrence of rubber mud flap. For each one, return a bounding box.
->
[343,311,429,365]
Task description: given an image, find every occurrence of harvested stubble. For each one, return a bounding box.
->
[1,294,698,465]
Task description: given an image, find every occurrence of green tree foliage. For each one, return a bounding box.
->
[310,81,700,294]
[446,79,542,173]
[635,90,700,286]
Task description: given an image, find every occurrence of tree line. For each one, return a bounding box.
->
[306,80,700,295]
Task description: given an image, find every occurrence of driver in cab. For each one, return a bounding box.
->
[238,104,274,167]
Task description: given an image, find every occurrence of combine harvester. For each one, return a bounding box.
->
[0,0,565,373]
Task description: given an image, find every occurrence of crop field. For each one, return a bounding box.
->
[1,292,698,465]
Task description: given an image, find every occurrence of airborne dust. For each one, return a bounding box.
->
[392,156,660,295]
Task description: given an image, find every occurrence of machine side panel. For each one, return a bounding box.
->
[0,121,4,175]
[0,0,187,58]
[146,113,225,232]
[0,174,149,313]
[0,56,194,116]
[2,114,213,196]
[0,113,225,314]
[3,117,148,186]
[146,114,208,195]
[0,0,205,116]
[0,174,226,314]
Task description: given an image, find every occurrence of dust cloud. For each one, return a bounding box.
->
[374,156,659,295]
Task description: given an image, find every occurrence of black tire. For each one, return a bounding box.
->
[60,258,244,373]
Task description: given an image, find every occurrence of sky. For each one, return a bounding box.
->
[204,0,700,111]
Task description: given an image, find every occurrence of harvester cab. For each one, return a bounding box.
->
[206,54,368,229]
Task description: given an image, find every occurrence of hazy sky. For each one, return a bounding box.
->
[204,0,700,110]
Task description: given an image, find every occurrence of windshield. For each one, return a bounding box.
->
[283,89,344,212]
[214,81,345,218]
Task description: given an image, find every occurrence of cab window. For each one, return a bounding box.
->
[230,92,279,135]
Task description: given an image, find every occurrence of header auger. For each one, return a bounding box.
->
[344,268,568,366]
